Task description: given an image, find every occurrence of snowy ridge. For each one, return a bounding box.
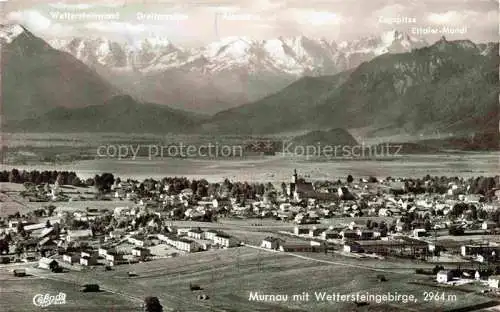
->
[49,30,430,76]
[0,24,25,44]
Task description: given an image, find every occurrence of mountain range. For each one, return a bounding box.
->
[2,24,498,149]
[48,30,429,113]
[204,37,498,141]
[0,24,202,133]
[1,24,117,122]
[8,95,203,134]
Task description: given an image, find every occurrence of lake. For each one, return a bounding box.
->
[1,152,498,182]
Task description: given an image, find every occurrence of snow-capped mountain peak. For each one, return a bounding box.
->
[205,36,254,59]
[0,24,25,44]
[48,31,431,76]
[129,37,174,51]
[48,36,181,69]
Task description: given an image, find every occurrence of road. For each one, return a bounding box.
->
[242,242,443,273]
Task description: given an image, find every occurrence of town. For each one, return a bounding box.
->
[1,168,500,311]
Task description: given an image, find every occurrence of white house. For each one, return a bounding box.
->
[293,226,309,236]
[80,256,98,266]
[203,230,221,241]
[106,253,123,265]
[132,247,150,258]
[488,275,500,288]
[436,270,453,283]
[127,237,146,247]
[8,220,21,231]
[109,230,125,239]
[214,234,239,248]
[464,194,481,204]
[378,208,393,217]
[81,250,98,258]
[66,229,92,242]
[24,223,47,232]
[309,226,328,238]
[261,237,284,250]
[176,228,191,236]
[37,227,54,239]
[279,242,314,252]
[279,203,292,212]
[62,253,80,264]
[98,247,115,257]
[187,228,204,240]
[159,235,199,252]
[482,221,497,230]
[113,207,130,217]
[39,258,59,270]
[343,242,363,253]
[174,238,198,252]
[413,229,427,238]
[461,245,500,257]
[321,230,340,240]
[191,239,212,251]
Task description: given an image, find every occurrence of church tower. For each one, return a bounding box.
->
[292,169,298,184]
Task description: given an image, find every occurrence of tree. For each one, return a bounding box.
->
[16,222,26,237]
[281,182,287,196]
[347,175,354,183]
[424,220,432,232]
[473,177,496,195]
[9,169,20,183]
[94,173,115,193]
[46,205,56,217]
[478,209,488,220]
[432,265,445,275]
[366,220,373,229]
[14,244,24,257]
[379,222,388,237]
[23,182,34,191]
[55,173,64,186]
[449,226,464,236]
[85,178,95,187]
[207,183,218,197]
[469,205,478,220]
[0,239,9,254]
[72,176,82,187]
[449,203,468,219]
[144,296,163,312]
[190,180,199,194]
[196,184,208,198]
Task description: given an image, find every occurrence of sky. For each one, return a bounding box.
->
[1,0,498,46]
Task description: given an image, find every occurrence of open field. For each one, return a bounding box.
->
[15,247,498,312]
[436,235,500,243]
[2,152,499,182]
[0,192,29,216]
[0,196,132,217]
[0,270,140,312]
[164,218,398,245]
[0,182,136,216]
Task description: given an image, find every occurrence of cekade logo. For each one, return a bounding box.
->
[33,292,66,307]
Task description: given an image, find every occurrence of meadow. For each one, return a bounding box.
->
[0,270,140,312]
[18,247,496,312]
[2,132,498,183]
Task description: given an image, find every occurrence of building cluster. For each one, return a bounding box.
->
[158,227,240,252]
[1,170,500,293]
